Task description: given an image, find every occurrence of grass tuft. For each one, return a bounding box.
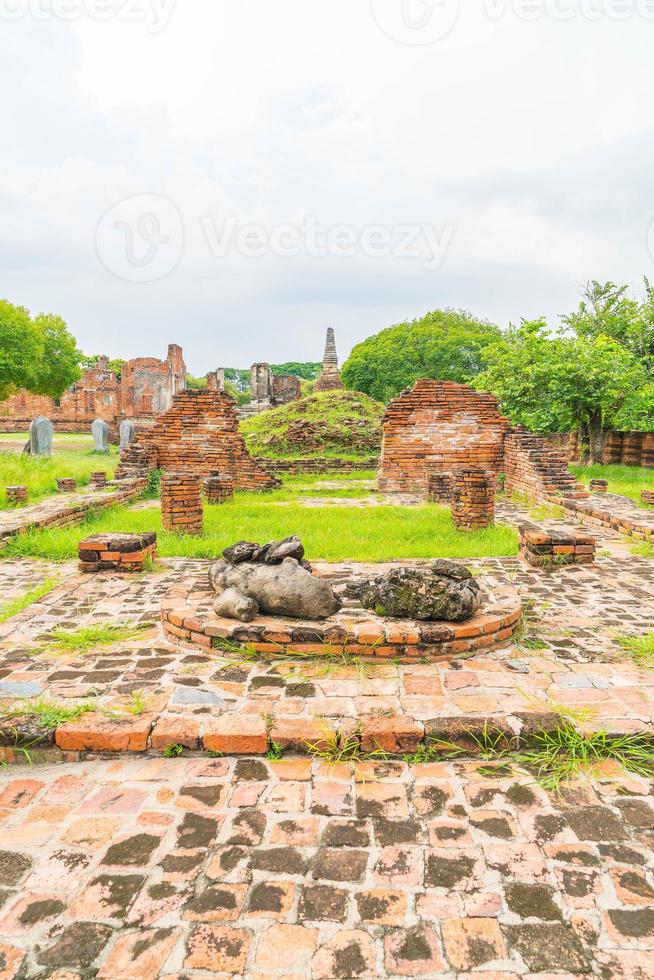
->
[0,697,96,730]
[39,622,152,655]
[615,632,654,669]
[0,577,59,624]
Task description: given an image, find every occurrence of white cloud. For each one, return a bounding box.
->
[1,2,653,374]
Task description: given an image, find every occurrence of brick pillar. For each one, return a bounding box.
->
[6,485,28,504]
[90,471,107,489]
[426,472,453,503]
[203,474,234,504]
[161,473,203,534]
[56,478,77,493]
[451,468,495,531]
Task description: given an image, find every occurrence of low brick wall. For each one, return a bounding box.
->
[78,532,157,572]
[255,457,379,475]
[641,490,654,506]
[6,486,28,505]
[0,478,147,547]
[203,475,234,503]
[519,527,596,568]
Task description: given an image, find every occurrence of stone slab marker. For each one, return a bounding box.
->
[161,473,203,535]
[92,418,110,453]
[119,419,136,450]
[29,416,54,456]
[451,468,495,531]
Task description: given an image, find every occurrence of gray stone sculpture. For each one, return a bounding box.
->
[29,416,54,456]
[92,418,110,453]
[119,419,136,450]
[209,538,341,622]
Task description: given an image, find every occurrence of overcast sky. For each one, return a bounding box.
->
[1,1,654,375]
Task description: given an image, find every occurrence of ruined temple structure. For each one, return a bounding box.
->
[238,364,302,418]
[117,375,279,491]
[379,379,588,503]
[0,345,186,439]
[379,380,511,494]
[314,327,343,393]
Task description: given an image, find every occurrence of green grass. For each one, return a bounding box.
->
[570,464,654,507]
[39,622,152,655]
[240,389,384,458]
[0,697,96,730]
[3,495,519,562]
[615,632,654,669]
[0,576,59,623]
[0,447,118,507]
[517,723,654,794]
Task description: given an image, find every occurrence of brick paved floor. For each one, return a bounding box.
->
[1,757,653,978]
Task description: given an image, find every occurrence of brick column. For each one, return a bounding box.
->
[451,468,495,531]
[426,472,453,503]
[90,471,107,489]
[56,478,77,493]
[203,474,234,504]
[6,485,28,504]
[161,473,203,534]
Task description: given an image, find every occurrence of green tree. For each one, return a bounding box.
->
[271,361,322,381]
[341,309,501,402]
[474,319,647,462]
[32,313,81,399]
[563,279,654,369]
[0,299,43,399]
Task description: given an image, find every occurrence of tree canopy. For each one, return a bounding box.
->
[0,300,80,402]
[341,309,501,402]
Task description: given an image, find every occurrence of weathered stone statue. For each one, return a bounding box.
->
[119,419,136,450]
[347,561,482,622]
[28,416,54,456]
[92,418,110,453]
[209,537,341,622]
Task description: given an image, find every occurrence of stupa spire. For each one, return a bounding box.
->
[314,328,344,392]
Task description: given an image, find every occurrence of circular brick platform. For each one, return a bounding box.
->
[161,563,522,664]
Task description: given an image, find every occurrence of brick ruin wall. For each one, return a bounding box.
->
[602,431,654,468]
[378,380,511,494]
[0,344,186,437]
[117,387,279,491]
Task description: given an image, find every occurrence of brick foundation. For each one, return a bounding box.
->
[90,471,107,489]
[78,532,157,573]
[426,472,453,503]
[589,479,608,493]
[56,478,77,493]
[642,490,654,506]
[161,473,203,535]
[519,527,596,568]
[451,469,495,530]
[203,474,234,504]
[6,486,28,505]
[118,388,279,491]
[379,381,511,494]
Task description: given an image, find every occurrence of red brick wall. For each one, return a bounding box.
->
[378,380,511,493]
[119,389,279,491]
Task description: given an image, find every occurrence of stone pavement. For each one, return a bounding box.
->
[0,756,653,978]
